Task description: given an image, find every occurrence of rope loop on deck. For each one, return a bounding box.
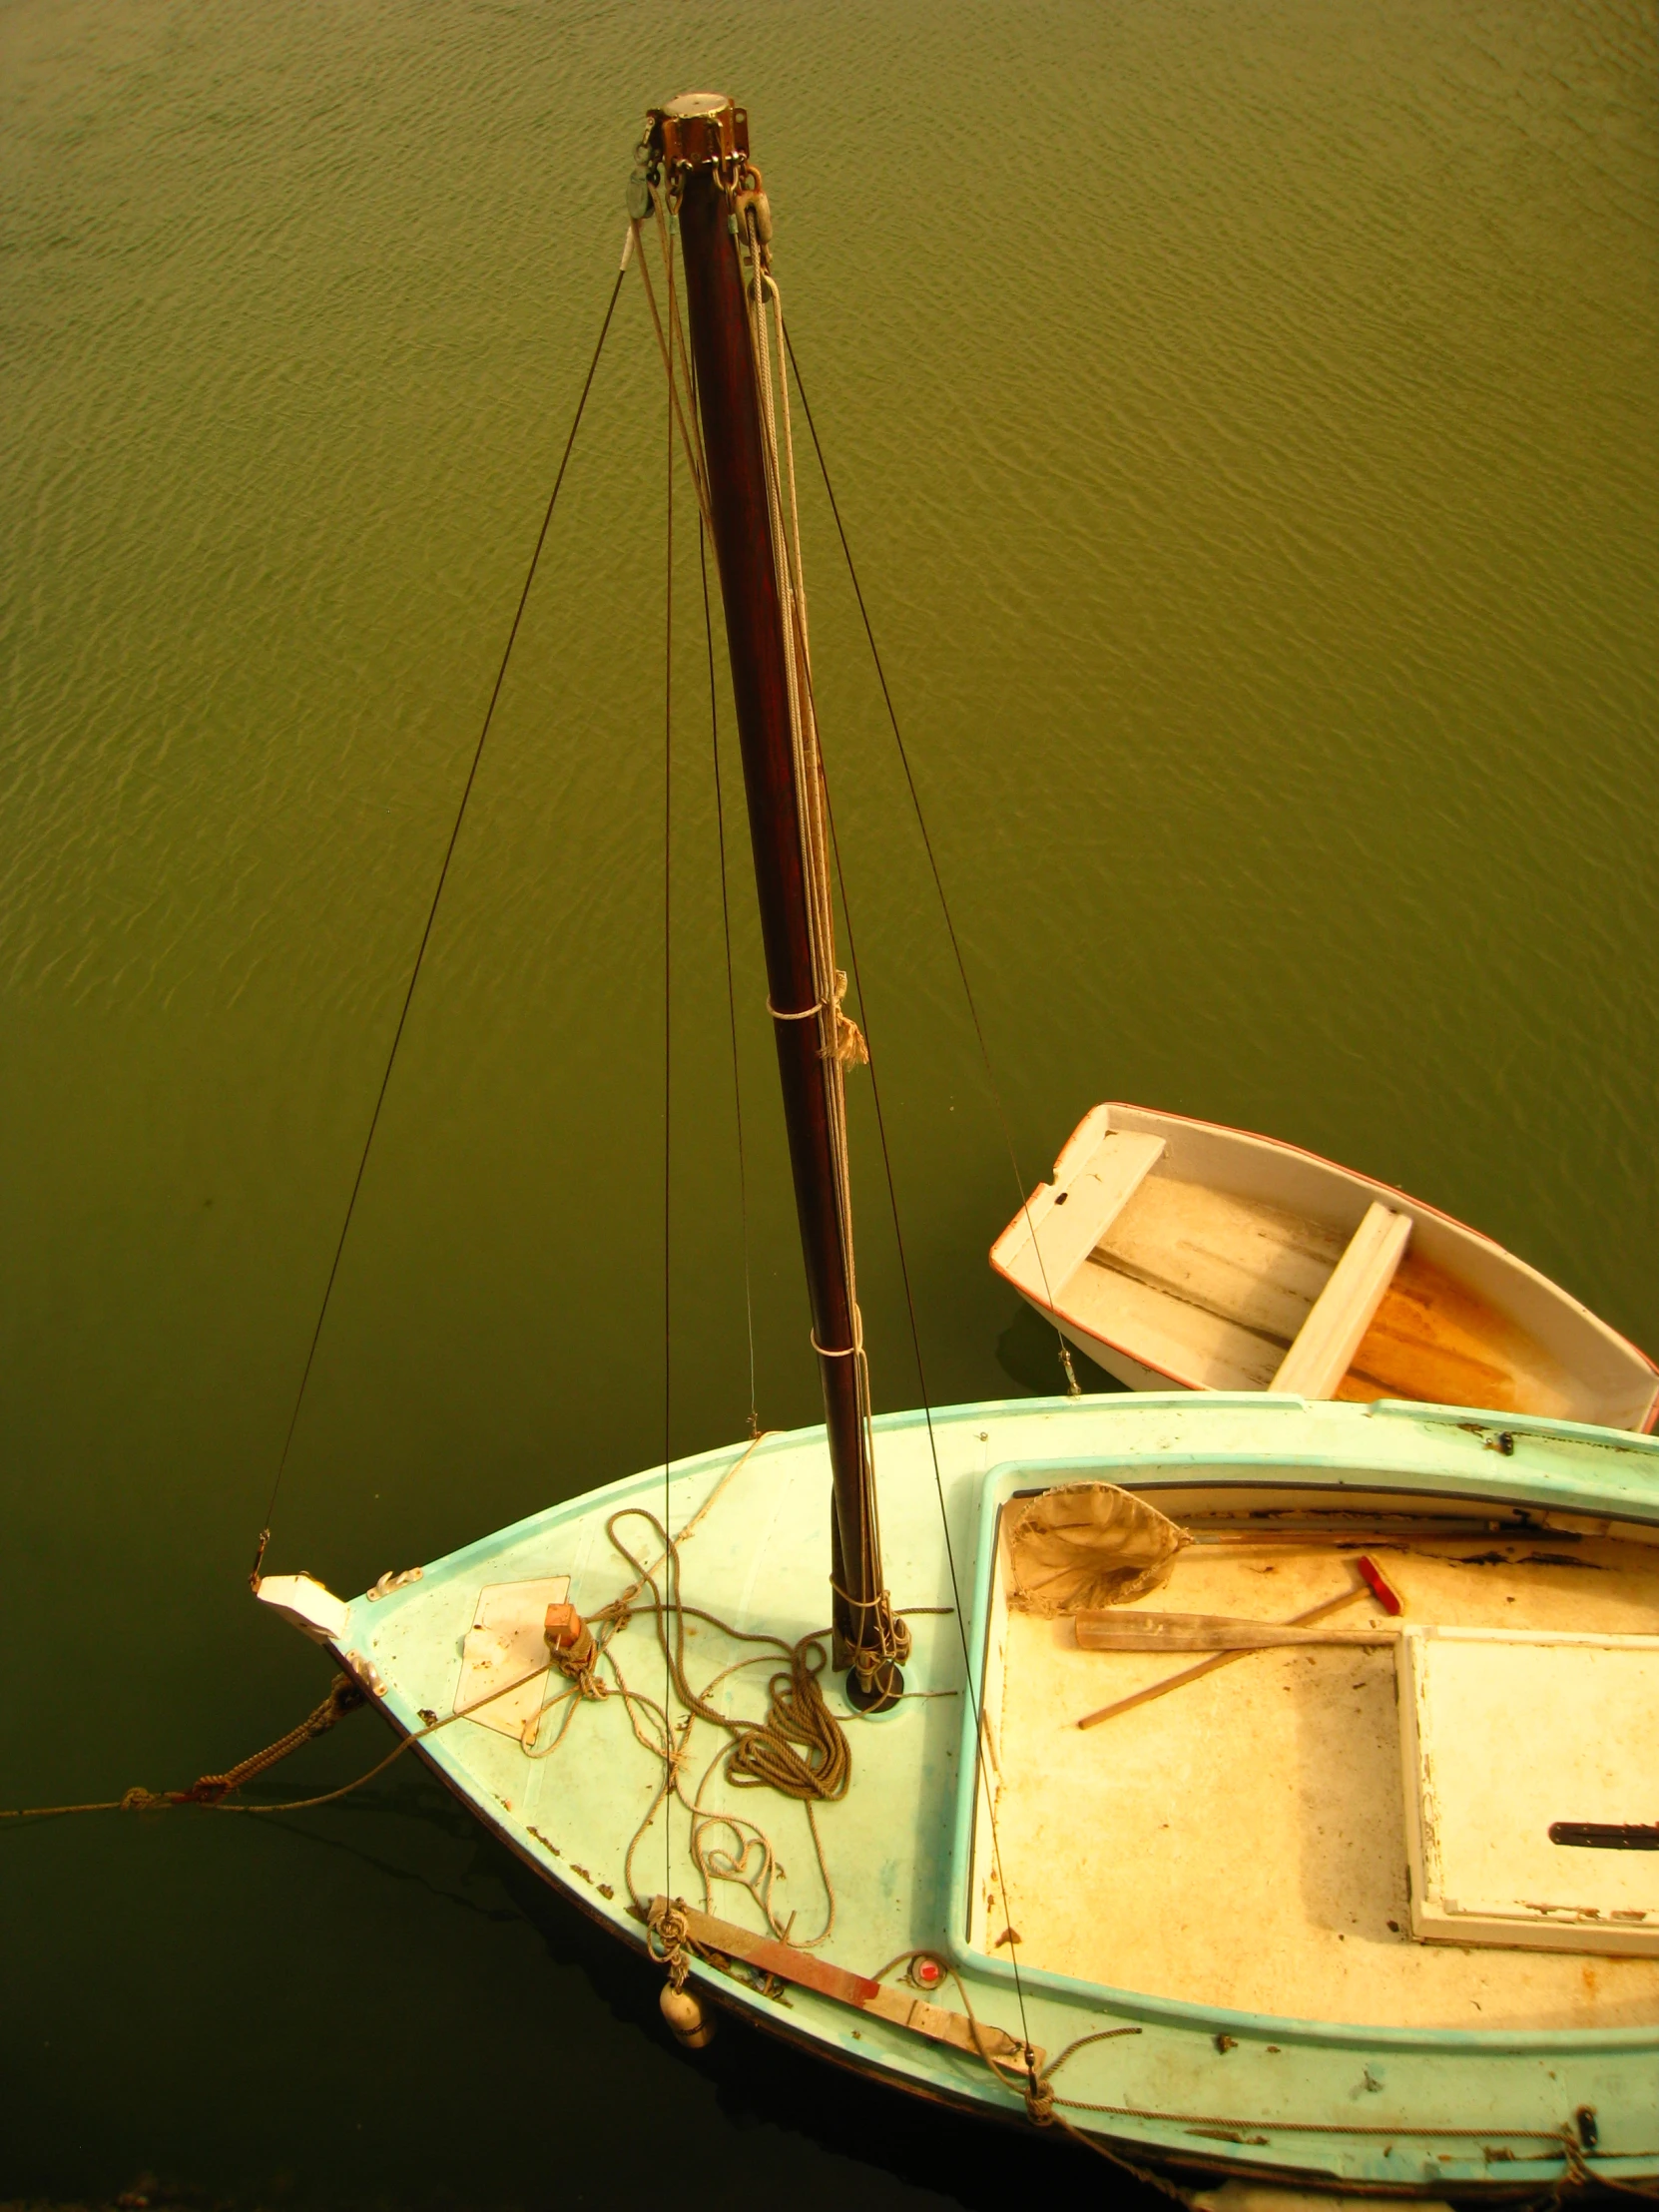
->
[726,1639,849,1804]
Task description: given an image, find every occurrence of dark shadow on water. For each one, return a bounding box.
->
[86,1793,1167,2212]
[994,1301,1128,1399]
[495,1847,1168,2212]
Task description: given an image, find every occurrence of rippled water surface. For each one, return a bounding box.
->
[3,3,1655,2204]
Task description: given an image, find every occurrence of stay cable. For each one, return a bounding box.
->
[251,240,632,1585]
[782,327,1081,1396]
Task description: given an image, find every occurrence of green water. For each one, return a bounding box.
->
[3,2,1655,2203]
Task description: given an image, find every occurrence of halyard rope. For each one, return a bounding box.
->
[748,258,1042,2064]
[698,488,760,1439]
[737,199,902,1688]
[662,288,677,1908]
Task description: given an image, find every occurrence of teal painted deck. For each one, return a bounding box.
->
[321,1394,1659,2195]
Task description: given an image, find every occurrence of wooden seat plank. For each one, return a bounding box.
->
[1271,1201,1411,1398]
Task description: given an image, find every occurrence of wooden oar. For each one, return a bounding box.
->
[1076,1581,1379,1732]
[1075,1608,1395,1652]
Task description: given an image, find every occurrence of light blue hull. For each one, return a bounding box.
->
[313,1394,1659,2196]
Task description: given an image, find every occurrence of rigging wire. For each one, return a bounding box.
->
[250,239,633,1585]
[633,217,712,533]
[697,467,760,1438]
[677,254,759,1439]
[808,649,1038,2074]
[748,259,1035,2055]
[663,288,676,1900]
[738,217,900,1683]
[780,327,1082,1399]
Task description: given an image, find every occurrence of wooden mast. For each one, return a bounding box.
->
[645,92,904,1709]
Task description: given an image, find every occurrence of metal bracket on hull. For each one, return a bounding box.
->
[654,1898,1044,2069]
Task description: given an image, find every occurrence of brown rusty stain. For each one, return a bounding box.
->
[1337,1252,1551,1412]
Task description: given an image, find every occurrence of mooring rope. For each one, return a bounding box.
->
[0,1658,551,1824]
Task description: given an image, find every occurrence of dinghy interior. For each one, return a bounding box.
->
[991,1103,1659,1430]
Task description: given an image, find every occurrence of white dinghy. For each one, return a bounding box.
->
[992,1103,1659,1430]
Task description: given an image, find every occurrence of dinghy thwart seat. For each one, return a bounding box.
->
[1271,1201,1411,1398]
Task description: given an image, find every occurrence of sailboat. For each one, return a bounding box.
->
[256,95,1659,2199]
[992,1102,1659,1430]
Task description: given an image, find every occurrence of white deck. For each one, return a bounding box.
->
[971,1497,1659,2029]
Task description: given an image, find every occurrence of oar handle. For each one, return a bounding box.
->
[1076,1609,1394,1651]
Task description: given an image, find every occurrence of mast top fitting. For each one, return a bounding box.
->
[647,91,749,173]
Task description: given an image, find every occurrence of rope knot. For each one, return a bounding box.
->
[319,1675,367,1727]
[648,1896,694,1990]
[834,1585,912,1694]
[119,1787,175,1813]
[1554,2126,1594,2196]
[545,1604,603,1698]
[1023,2060,1056,2127]
[827,970,867,1067]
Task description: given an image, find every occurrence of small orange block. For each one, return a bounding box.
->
[545,1601,595,1670]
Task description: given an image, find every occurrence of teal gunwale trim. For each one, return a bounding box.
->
[346,1389,1659,1624]
[943,1405,1659,2059]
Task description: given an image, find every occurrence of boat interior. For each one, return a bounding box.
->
[995,1109,1657,1429]
[966,1481,1659,2032]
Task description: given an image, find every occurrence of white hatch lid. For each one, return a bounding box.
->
[1398,1627,1659,1955]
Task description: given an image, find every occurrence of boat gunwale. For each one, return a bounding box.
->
[989,1104,1659,1431]
[946,1410,1659,2058]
